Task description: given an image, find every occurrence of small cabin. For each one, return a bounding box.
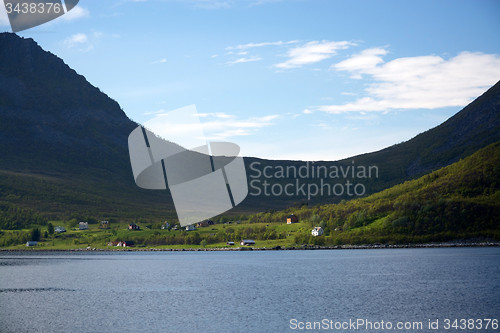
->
[186,225,196,231]
[108,241,119,246]
[26,241,38,247]
[197,221,208,228]
[226,241,235,246]
[287,214,298,224]
[55,226,66,233]
[240,239,255,246]
[311,227,323,236]
[118,241,135,247]
[129,223,140,230]
[161,222,170,230]
[79,222,89,230]
[101,221,109,228]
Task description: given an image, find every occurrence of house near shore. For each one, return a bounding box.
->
[55,226,66,233]
[312,227,323,236]
[240,239,255,246]
[196,220,215,228]
[101,221,109,228]
[197,221,208,228]
[186,224,196,231]
[118,241,135,247]
[226,241,235,246]
[116,241,134,247]
[128,223,140,230]
[79,222,89,230]
[26,241,38,247]
[287,214,298,224]
[108,241,119,246]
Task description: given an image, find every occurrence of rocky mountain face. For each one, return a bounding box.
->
[404,80,500,176]
[0,32,137,175]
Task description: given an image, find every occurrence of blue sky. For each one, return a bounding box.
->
[1,0,500,161]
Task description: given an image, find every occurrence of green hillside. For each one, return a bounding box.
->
[2,142,498,249]
[245,141,500,245]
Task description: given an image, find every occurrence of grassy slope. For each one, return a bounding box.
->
[248,141,500,245]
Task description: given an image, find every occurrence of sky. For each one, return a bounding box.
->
[1,0,500,161]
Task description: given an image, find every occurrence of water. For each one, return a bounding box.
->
[0,248,499,332]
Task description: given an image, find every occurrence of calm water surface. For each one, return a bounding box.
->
[0,248,499,332]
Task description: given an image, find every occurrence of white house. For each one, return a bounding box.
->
[311,227,323,236]
[79,222,89,230]
[54,226,66,233]
[26,241,38,247]
[186,224,196,231]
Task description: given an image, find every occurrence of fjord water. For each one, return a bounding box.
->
[0,248,498,332]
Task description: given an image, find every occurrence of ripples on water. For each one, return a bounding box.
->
[0,248,498,332]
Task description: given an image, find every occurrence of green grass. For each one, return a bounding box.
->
[0,220,313,250]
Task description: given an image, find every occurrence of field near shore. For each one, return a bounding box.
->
[1,220,310,250]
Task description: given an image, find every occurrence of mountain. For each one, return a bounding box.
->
[0,32,136,174]
[0,32,499,223]
[238,79,500,209]
[0,32,178,222]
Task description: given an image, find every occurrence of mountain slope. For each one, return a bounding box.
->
[254,141,500,244]
[239,79,500,209]
[0,32,137,175]
[0,32,499,222]
[0,32,179,221]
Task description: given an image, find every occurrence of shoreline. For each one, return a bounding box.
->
[1,241,499,252]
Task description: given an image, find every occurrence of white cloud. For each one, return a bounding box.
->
[58,6,89,21]
[198,113,279,140]
[227,40,298,50]
[274,40,355,69]
[303,109,313,114]
[144,109,169,115]
[146,111,279,140]
[63,33,88,47]
[81,44,94,52]
[197,112,233,119]
[211,54,218,58]
[333,47,388,74]
[128,0,282,10]
[0,3,9,27]
[318,50,500,113]
[192,1,231,9]
[150,58,167,64]
[226,56,262,64]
